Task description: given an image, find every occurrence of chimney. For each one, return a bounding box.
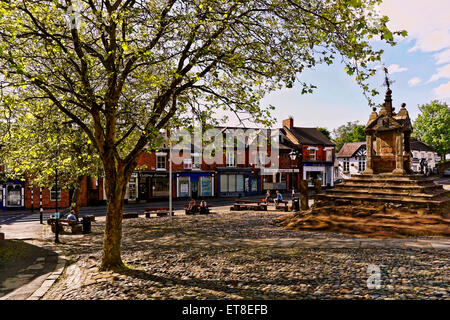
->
[283,117,294,130]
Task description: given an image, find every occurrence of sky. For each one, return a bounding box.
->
[258,0,450,133]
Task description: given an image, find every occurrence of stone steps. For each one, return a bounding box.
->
[317,192,449,206]
[331,185,447,197]
[338,182,441,191]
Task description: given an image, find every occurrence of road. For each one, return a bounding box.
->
[2,175,448,225]
[0,194,270,225]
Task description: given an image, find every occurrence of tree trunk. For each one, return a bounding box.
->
[100,161,129,271]
[71,176,84,219]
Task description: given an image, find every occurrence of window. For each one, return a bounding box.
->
[200,177,212,196]
[50,187,61,202]
[152,177,169,197]
[192,154,201,169]
[226,150,236,167]
[326,149,333,162]
[127,177,137,200]
[156,156,166,169]
[307,147,317,160]
[220,174,244,193]
[358,157,366,172]
[178,177,190,197]
[343,158,350,172]
[183,158,192,169]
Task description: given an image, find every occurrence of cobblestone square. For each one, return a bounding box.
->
[42,208,449,300]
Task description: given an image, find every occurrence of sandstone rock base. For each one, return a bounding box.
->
[275,203,450,239]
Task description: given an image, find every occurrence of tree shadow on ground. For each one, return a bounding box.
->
[114,267,316,299]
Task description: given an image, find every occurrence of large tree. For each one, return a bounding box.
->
[412,100,450,158]
[0,0,404,269]
[332,121,366,151]
[0,103,102,217]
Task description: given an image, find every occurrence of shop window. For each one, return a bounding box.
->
[50,187,61,202]
[251,178,258,192]
[220,175,228,192]
[236,175,244,192]
[156,156,166,169]
[200,177,212,196]
[152,177,169,197]
[178,177,190,197]
[221,174,244,193]
[228,175,236,192]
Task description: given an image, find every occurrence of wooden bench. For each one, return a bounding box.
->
[47,218,82,234]
[123,212,139,219]
[275,200,289,212]
[231,200,267,211]
[144,208,169,218]
[184,204,211,215]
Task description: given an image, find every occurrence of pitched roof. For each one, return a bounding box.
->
[336,142,367,158]
[284,127,335,146]
[337,139,436,158]
[410,138,435,152]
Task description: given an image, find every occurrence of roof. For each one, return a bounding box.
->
[284,127,335,146]
[410,138,435,152]
[337,139,436,158]
[336,142,367,158]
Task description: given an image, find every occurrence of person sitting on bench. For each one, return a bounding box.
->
[274,190,283,205]
[265,190,272,203]
[199,200,208,214]
[67,210,78,222]
[187,199,198,214]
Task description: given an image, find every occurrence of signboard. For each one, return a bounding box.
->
[261,168,299,174]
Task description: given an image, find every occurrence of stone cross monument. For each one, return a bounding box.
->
[363,69,412,175]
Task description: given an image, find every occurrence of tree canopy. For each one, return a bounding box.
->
[412,100,450,158]
[332,121,366,151]
[317,127,331,140]
[0,0,405,269]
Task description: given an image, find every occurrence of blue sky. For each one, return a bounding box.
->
[260,0,450,133]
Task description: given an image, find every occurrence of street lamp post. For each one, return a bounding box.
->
[54,166,60,243]
[289,150,297,195]
[169,141,173,221]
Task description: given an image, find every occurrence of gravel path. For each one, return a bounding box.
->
[42,208,449,300]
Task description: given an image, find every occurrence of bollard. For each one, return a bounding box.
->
[313,179,322,196]
[299,180,309,211]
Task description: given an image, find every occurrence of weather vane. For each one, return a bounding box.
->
[381,63,395,90]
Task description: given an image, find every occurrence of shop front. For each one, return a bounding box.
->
[1,181,25,210]
[261,168,299,191]
[217,168,259,197]
[303,163,334,187]
[177,172,215,199]
[136,171,170,201]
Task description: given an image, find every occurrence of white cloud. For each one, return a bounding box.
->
[428,64,450,83]
[387,64,407,74]
[380,0,450,53]
[433,81,450,99]
[408,77,422,87]
[434,48,450,65]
